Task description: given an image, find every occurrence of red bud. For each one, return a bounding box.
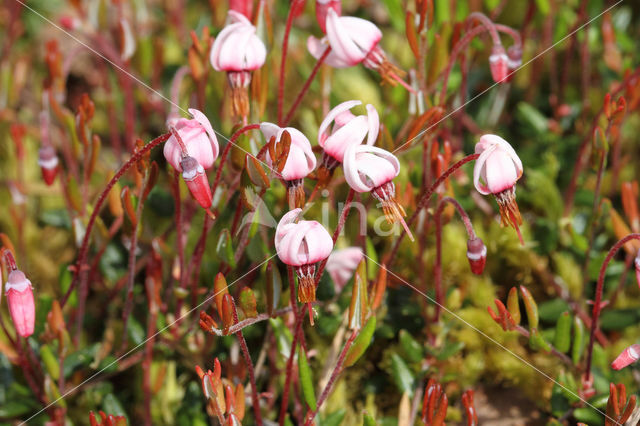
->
[466,237,487,275]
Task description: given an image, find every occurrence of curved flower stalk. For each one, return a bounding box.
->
[316,100,379,185]
[3,250,35,338]
[261,123,316,208]
[163,108,219,210]
[343,145,414,241]
[210,11,266,121]
[307,9,412,91]
[275,208,333,324]
[325,247,364,293]
[473,134,524,244]
[315,0,341,33]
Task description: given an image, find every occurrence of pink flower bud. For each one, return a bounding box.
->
[229,0,253,20]
[38,145,59,186]
[59,15,79,31]
[473,134,524,241]
[260,123,316,181]
[315,0,341,33]
[163,108,219,173]
[489,45,509,83]
[318,100,379,164]
[326,247,363,292]
[466,238,487,275]
[611,344,640,370]
[180,156,213,209]
[506,45,522,79]
[5,270,35,338]
[635,249,640,290]
[210,11,266,73]
[275,209,333,305]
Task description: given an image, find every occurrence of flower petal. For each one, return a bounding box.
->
[318,100,362,146]
[326,9,366,66]
[365,104,379,146]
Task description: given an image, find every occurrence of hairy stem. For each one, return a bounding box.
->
[283,47,331,125]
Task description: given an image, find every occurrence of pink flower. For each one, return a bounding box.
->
[611,344,640,370]
[489,45,509,83]
[261,123,316,181]
[343,145,413,240]
[229,0,253,20]
[163,108,219,173]
[210,11,266,118]
[307,9,408,88]
[473,134,524,242]
[326,247,363,292]
[466,237,487,275]
[38,146,59,186]
[318,100,379,164]
[315,0,342,34]
[275,209,333,318]
[5,270,35,338]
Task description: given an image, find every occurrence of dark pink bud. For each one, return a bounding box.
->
[315,0,341,33]
[181,156,212,209]
[466,237,487,275]
[505,45,522,82]
[489,45,509,83]
[38,146,59,186]
[612,344,640,370]
[5,270,35,338]
[229,0,253,20]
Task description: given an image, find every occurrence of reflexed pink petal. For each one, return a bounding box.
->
[473,134,522,195]
[365,104,379,146]
[318,100,362,145]
[189,108,220,158]
[210,12,266,72]
[261,124,316,180]
[307,36,350,68]
[343,145,371,193]
[326,9,367,66]
[344,145,399,193]
[322,115,368,162]
[305,223,334,263]
[275,209,333,267]
[338,16,382,54]
[484,149,518,194]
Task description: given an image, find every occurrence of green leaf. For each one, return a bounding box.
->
[102,393,128,423]
[265,261,282,316]
[573,407,603,425]
[40,344,60,380]
[344,316,376,367]
[390,354,414,395]
[362,411,377,426]
[528,328,551,352]
[298,346,317,411]
[216,229,236,268]
[553,312,572,353]
[572,317,585,365]
[238,287,258,318]
[399,330,423,363]
[538,299,570,323]
[321,409,346,426]
[127,317,145,346]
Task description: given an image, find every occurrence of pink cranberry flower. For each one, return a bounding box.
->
[343,145,413,241]
[275,208,333,323]
[489,45,509,83]
[164,109,219,209]
[325,247,363,292]
[315,0,341,33]
[307,9,410,89]
[210,11,266,119]
[5,269,35,338]
[473,134,524,243]
[611,344,640,370]
[466,237,487,275]
[261,123,316,208]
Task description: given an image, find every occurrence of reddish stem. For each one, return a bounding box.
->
[386,154,480,268]
[283,47,331,125]
[434,196,477,322]
[278,310,305,426]
[277,0,303,125]
[467,12,502,45]
[211,124,261,196]
[303,330,358,425]
[585,234,640,381]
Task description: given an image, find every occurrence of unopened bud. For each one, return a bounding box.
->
[38,146,59,186]
[466,237,487,275]
[180,156,212,209]
[489,45,509,83]
[612,344,640,370]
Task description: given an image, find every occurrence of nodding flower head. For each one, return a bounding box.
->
[5,269,35,338]
[163,108,219,173]
[307,9,406,87]
[275,209,333,322]
[38,145,59,186]
[261,123,316,208]
[473,134,524,243]
[612,344,640,370]
[210,11,266,119]
[315,0,341,33]
[466,237,487,275]
[489,45,509,83]
[506,45,522,79]
[343,145,413,241]
[326,247,363,292]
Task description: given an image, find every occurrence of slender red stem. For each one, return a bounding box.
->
[278,310,305,426]
[277,0,303,125]
[283,47,331,125]
[467,12,502,45]
[303,329,358,425]
[211,124,261,196]
[386,154,480,268]
[585,233,640,381]
[434,196,477,322]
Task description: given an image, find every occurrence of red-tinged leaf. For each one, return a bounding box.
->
[214,273,230,320]
[406,107,445,147]
[507,287,520,325]
[344,316,376,367]
[371,265,387,311]
[348,259,368,330]
[519,286,539,329]
[238,287,258,318]
[603,93,612,119]
[221,293,236,333]
[245,154,270,188]
[235,384,246,420]
[120,186,137,226]
[142,162,159,204]
[405,11,420,59]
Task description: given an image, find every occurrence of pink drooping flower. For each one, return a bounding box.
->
[466,237,487,275]
[307,9,410,89]
[210,11,266,119]
[611,344,640,370]
[326,247,363,292]
[261,123,316,208]
[5,269,35,338]
[164,109,219,209]
[473,134,524,243]
[489,45,509,83]
[315,0,341,33]
[229,0,253,20]
[343,145,413,241]
[275,208,333,322]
